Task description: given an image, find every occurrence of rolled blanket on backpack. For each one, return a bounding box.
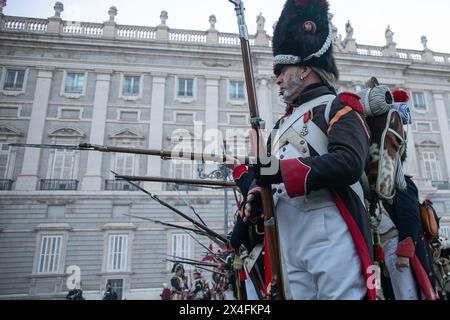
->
[358,85,394,118]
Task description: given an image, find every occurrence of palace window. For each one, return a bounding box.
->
[171,160,195,180]
[412,92,427,111]
[171,233,191,260]
[106,234,129,272]
[422,151,442,181]
[229,80,245,100]
[3,69,25,91]
[114,153,135,176]
[37,235,64,274]
[0,143,11,179]
[177,78,194,97]
[65,73,85,94]
[122,76,140,96]
[51,149,75,179]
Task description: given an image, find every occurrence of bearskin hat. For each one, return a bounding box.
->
[171,263,184,273]
[273,0,338,79]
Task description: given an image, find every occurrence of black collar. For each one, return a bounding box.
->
[292,84,335,106]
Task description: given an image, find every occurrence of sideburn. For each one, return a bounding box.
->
[283,71,305,104]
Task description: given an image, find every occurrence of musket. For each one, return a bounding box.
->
[10,143,253,165]
[176,191,209,227]
[122,213,208,236]
[191,265,227,276]
[164,259,227,276]
[229,0,285,299]
[112,171,228,246]
[166,256,223,269]
[115,174,237,189]
[185,232,227,264]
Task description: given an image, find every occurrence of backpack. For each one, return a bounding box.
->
[357,77,408,202]
[419,200,439,243]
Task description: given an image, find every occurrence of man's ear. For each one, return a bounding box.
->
[299,67,313,80]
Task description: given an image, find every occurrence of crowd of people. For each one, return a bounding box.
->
[161,263,237,300]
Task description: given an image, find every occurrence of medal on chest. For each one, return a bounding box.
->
[300,111,311,137]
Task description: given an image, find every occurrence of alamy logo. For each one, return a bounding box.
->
[366,265,382,290]
[66,265,81,290]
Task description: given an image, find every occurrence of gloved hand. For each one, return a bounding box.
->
[395,256,410,271]
[254,155,283,188]
[242,189,263,223]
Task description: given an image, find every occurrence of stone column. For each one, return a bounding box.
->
[204,77,220,173]
[404,126,420,178]
[15,68,54,190]
[256,77,274,131]
[433,93,450,179]
[145,74,167,190]
[81,71,111,191]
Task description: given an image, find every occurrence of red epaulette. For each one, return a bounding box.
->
[338,92,363,114]
[232,165,247,181]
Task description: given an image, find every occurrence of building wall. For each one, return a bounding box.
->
[1,8,450,299]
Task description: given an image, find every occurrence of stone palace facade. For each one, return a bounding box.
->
[0,1,449,299]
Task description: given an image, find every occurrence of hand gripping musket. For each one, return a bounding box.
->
[113,171,228,248]
[228,0,285,299]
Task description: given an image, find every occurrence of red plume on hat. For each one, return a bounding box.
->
[392,89,409,103]
[273,0,338,79]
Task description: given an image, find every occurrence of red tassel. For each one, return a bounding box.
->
[374,245,384,263]
[392,89,410,103]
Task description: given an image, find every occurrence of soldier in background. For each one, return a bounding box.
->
[170,264,185,300]
[66,281,84,300]
[102,282,118,300]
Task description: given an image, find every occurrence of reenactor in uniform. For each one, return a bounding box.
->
[380,89,438,300]
[170,264,185,300]
[191,270,205,300]
[243,0,375,299]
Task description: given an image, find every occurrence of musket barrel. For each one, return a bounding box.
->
[10,143,255,165]
[228,0,285,299]
[116,175,237,188]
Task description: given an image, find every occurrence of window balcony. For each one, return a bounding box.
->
[105,180,140,191]
[432,181,450,190]
[40,179,79,191]
[165,183,199,192]
[0,179,13,191]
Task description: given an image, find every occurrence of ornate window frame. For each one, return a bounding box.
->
[0,67,29,96]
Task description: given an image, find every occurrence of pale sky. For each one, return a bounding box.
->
[5,0,450,53]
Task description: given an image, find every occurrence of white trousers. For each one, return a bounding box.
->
[383,237,419,300]
[276,198,366,300]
